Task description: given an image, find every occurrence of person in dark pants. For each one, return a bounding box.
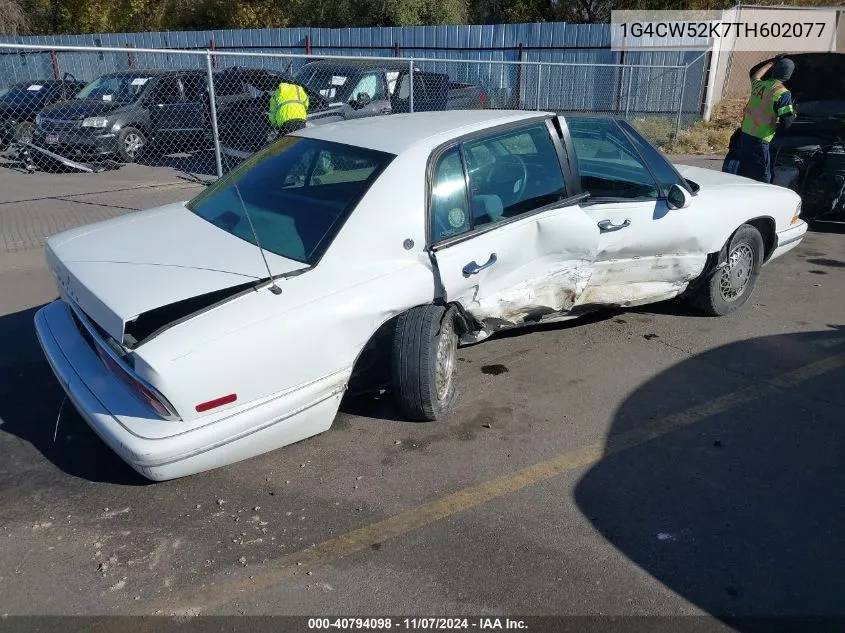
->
[737,55,796,183]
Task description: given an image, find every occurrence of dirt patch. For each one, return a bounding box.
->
[632,99,744,155]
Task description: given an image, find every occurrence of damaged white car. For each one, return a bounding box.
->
[35,110,806,480]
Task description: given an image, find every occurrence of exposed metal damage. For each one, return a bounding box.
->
[459,261,592,328]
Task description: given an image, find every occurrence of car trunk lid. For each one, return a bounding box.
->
[46,202,307,346]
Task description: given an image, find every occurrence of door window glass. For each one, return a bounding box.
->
[182,75,207,103]
[618,120,690,196]
[463,124,566,227]
[567,117,659,200]
[152,77,182,105]
[350,73,385,102]
[431,148,470,242]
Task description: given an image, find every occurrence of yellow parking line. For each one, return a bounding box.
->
[155,350,845,615]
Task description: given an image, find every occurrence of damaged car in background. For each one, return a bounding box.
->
[0,76,85,150]
[217,61,486,161]
[772,53,845,221]
[34,110,806,481]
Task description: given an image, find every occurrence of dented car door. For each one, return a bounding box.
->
[565,117,709,307]
[429,120,600,330]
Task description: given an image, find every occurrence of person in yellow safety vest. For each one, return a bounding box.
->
[736,55,796,183]
[268,80,310,136]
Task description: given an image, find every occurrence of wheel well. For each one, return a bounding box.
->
[745,216,777,261]
[121,123,150,136]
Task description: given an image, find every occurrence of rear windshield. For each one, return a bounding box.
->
[187,137,393,265]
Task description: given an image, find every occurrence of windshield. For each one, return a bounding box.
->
[75,74,152,103]
[187,137,393,265]
[295,66,352,102]
[0,82,50,102]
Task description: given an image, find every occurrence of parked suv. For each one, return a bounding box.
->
[0,77,85,150]
[217,60,486,160]
[33,69,211,163]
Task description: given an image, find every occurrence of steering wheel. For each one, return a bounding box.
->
[484,154,528,206]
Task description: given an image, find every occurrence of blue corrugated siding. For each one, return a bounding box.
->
[0,23,706,117]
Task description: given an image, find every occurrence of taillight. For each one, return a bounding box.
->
[95,346,175,419]
[480,92,486,107]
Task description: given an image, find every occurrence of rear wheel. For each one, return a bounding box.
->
[391,305,458,421]
[117,126,146,163]
[689,224,764,316]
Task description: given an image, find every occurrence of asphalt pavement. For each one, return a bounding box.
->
[0,153,843,629]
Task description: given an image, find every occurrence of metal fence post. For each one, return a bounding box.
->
[536,64,543,110]
[624,66,633,119]
[675,65,688,139]
[409,58,414,114]
[205,52,223,178]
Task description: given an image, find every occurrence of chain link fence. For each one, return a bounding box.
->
[0,43,702,172]
[0,42,703,252]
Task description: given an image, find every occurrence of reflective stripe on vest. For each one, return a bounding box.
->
[741,79,788,143]
[269,84,308,127]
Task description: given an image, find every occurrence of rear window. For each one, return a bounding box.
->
[187,137,393,265]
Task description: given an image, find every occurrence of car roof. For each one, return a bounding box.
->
[300,59,410,72]
[98,69,202,77]
[10,79,78,86]
[296,110,551,155]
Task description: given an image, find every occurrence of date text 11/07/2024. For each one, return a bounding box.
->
[307,618,528,630]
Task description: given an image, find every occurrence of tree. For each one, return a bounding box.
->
[0,0,30,35]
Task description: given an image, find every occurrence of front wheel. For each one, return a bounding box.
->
[688,224,764,316]
[391,305,459,421]
[117,126,146,163]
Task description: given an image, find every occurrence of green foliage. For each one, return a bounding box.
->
[11,0,845,34]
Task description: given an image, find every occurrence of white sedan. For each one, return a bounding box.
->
[34,111,807,480]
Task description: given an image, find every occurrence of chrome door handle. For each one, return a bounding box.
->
[462,253,498,277]
[597,219,631,232]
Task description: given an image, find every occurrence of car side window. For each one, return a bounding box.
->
[152,77,182,105]
[431,148,471,242]
[463,124,567,227]
[568,117,659,200]
[618,120,690,197]
[182,76,207,103]
[350,72,385,102]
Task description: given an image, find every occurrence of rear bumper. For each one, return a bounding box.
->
[35,300,344,481]
[770,220,808,262]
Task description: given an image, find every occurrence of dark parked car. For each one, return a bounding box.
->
[217,60,486,160]
[771,53,845,220]
[32,69,212,163]
[0,77,86,149]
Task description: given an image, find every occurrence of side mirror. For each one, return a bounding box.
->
[352,92,371,109]
[667,183,693,210]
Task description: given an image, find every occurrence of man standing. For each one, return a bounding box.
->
[268,79,310,135]
[737,55,796,183]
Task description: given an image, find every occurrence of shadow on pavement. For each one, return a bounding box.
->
[0,306,148,485]
[575,328,845,625]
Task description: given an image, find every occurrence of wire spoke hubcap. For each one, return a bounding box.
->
[719,243,754,302]
[435,317,457,402]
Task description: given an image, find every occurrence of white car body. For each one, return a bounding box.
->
[34,110,806,480]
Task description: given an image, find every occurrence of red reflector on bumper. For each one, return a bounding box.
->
[196,393,237,412]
